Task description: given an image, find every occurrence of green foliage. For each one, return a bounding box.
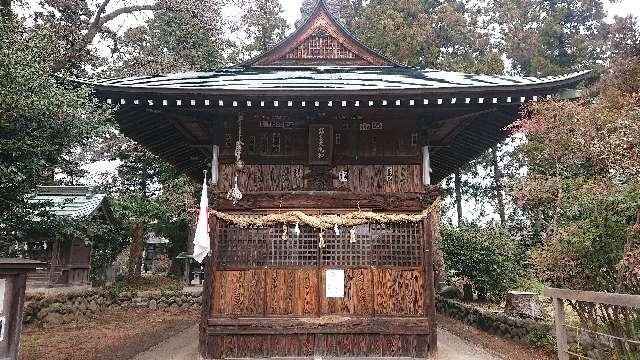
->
[0,17,111,250]
[511,18,640,292]
[109,10,228,77]
[441,225,522,298]
[239,0,289,57]
[350,0,503,73]
[526,327,555,349]
[488,0,607,76]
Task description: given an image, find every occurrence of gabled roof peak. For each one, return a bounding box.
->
[241,0,399,67]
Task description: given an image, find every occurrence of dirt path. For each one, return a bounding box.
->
[437,315,555,360]
[132,324,199,360]
[132,325,501,360]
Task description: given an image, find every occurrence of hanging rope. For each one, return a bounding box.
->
[209,199,442,229]
[226,115,244,204]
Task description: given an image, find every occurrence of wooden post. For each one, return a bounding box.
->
[553,297,569,360]
[423,206,438,358]
[199,215,218,359]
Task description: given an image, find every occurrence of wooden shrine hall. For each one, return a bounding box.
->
[85,1,588,358]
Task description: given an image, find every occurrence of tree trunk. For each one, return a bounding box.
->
[126,222,145,282]
[454,169,463,225]
[491,145,506,225]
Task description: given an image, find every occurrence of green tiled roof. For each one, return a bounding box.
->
[27,186,107,218]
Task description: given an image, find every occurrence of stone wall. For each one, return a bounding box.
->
[436,296,554,345]
[23,288,202,325]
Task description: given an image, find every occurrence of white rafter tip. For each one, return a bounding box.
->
[218,100,223,106]
[478,98,484,104]
[176,99,182,106]
[465,98,471,104]
[273,101,279,107]
[232,101,238,107]
[133,99,140,105]
[162,100,168,106]
[247,101,252,107]
[437,99,443,105]
[106,98,112,104]
[315,101,320,107]
[120,99,126,104]
[204,100,210,106]
[148,100,154,106]
[341,101,347,107]
[190,100,196,106]
[287,101,293,107]
[492,98,498,103]
[409,100,415,106]
[451,98,457,104]
[395,100,401,106]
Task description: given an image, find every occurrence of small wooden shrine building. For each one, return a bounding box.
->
[86,1,587,358]
[25,186,115,287]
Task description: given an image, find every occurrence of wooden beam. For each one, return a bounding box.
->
[206,317,432,335]
[214,190,442,211]
[544,288,640,308]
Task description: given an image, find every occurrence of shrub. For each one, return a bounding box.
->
[441,224,521,299]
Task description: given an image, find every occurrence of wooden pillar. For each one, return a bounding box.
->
[0,259,42,360]
[199,216,218,359]
[423,199,440,358]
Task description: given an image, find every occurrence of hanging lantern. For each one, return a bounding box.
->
[333,224,340,236]
[281,224,288,241]
[294,223,301,237]
[318,231,325,248]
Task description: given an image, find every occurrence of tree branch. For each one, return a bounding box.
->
[50,3,168,73]
[98,4,167,27]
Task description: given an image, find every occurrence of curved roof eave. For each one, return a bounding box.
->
[82,69,593,98]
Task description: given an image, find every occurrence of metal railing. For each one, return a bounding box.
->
[544,287,640,360]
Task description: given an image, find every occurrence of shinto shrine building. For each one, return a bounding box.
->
[85,1,588,358]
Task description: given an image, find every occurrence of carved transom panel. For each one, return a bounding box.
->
[284,28,361,61]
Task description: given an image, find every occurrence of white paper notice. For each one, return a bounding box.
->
[325,269,344,298]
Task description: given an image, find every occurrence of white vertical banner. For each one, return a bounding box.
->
[210,145,219,186]
[192,176,210,263]
[422,145,431,185]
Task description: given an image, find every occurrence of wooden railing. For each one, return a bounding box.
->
[544,287,640,360]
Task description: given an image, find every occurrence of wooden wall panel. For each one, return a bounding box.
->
[374,269,425,316]
[216,164,423,193]
[319,268,374,315]
[217,164,305,192]
[334,165,423,193]
[265,268,318,316]
[212,270,265,316]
